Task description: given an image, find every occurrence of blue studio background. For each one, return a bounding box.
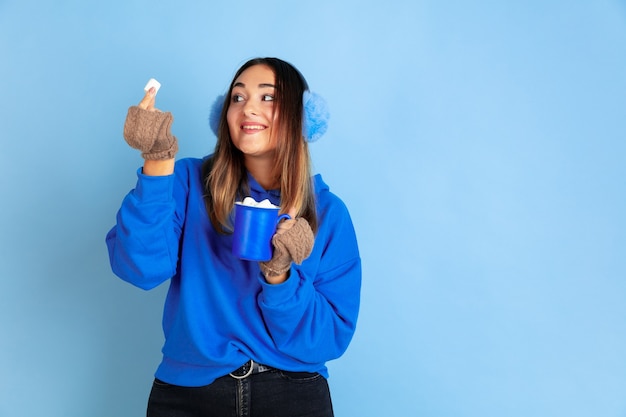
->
[1,1,625,416]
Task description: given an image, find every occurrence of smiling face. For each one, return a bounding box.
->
[226,64,279,160]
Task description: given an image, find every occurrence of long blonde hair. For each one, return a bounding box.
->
[202,58,318,234]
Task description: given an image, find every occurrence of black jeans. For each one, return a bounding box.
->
[146,370,334,417]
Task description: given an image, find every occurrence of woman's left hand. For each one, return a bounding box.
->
[260,208,314,284]
[274,208,298,235]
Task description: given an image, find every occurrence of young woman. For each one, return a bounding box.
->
[106,57,361,417]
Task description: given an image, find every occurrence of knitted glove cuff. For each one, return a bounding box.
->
[123,106,178,160]
[259,261,291,279]
[260,218,314,278]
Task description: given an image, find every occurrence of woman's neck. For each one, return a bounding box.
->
[244,156,279,190]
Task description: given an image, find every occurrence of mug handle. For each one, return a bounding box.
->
[276,214,291,225]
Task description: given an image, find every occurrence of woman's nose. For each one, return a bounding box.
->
[243,100,258,116]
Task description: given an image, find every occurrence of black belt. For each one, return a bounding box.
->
[229,359,275,380]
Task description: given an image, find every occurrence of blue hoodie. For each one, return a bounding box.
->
[105,157,361,387]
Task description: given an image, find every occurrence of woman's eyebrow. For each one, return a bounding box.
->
[233,82,276,89]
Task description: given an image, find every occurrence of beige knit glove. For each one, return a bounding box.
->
[123,106,178,160]
[260,218,315,278]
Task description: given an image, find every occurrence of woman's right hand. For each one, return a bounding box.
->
[138,87,157,111]
[123,86,178,175]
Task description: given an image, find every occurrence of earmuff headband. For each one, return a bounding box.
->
[208,91,329,143]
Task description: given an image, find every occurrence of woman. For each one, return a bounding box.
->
[106,57,361,417]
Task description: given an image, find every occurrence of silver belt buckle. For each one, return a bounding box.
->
[229,359,255,380]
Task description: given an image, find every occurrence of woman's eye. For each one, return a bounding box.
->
[262,94,274,102]
[232,94,244,103]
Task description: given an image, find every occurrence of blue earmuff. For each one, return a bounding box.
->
[208,91,329,143]
[208,95,225,139]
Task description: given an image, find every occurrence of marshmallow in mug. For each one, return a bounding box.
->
[239,197,279,209]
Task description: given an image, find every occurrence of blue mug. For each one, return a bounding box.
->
[232,203,291,261]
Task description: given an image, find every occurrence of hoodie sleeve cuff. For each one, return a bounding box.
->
[258,267,300,307]
[134,167,175,202]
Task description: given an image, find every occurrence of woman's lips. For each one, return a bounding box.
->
[241,122,267,133]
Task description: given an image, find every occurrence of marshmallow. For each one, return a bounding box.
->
[256,199,278,209]
[239,197,279,209]
[144,78,161,94]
